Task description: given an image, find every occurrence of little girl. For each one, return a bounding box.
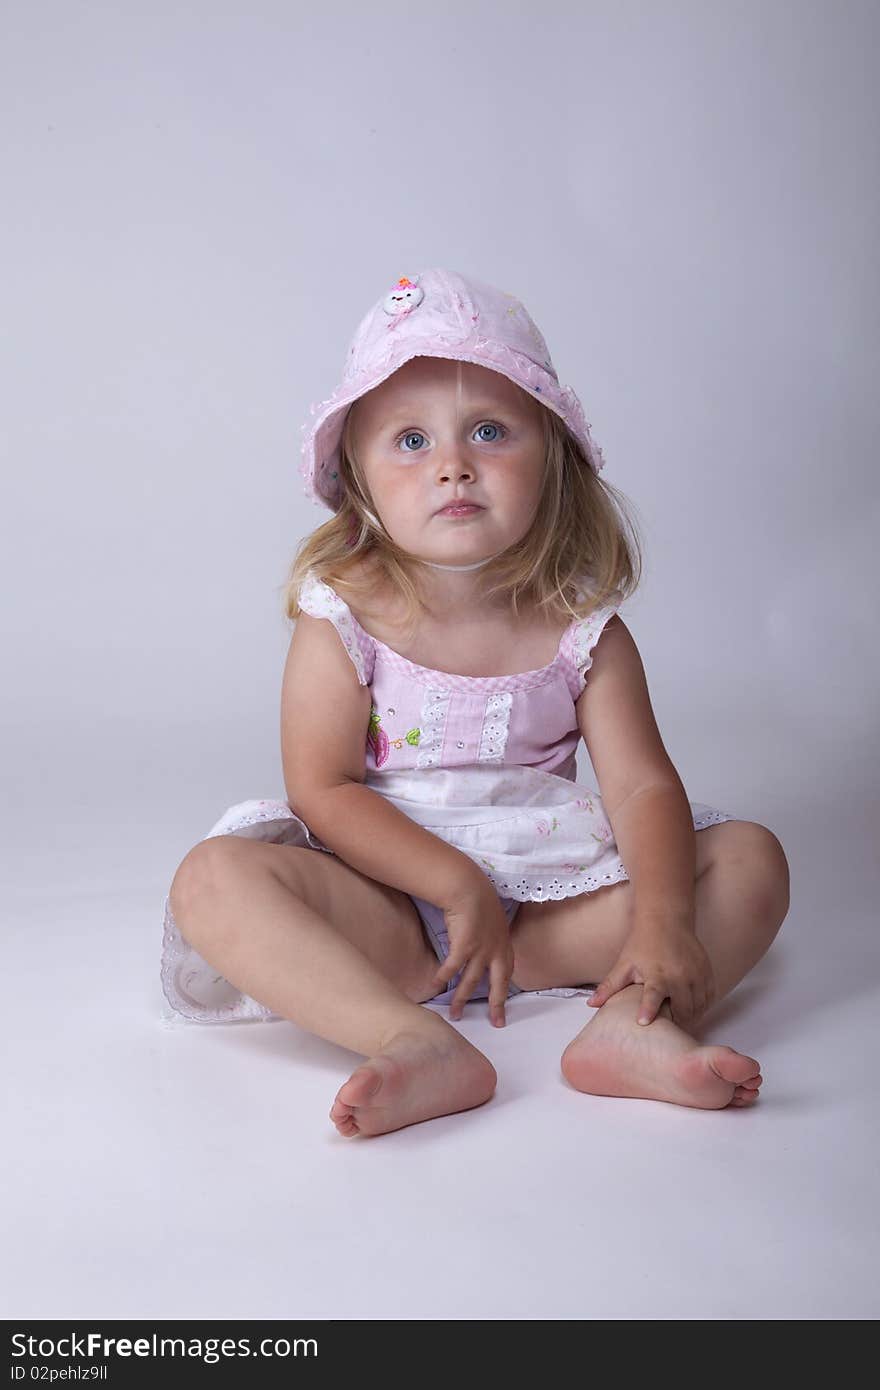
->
[162,268,790,1138]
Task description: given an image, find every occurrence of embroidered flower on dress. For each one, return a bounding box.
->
[535,816,560,837]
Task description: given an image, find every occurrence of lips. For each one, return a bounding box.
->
[435,501,485,515]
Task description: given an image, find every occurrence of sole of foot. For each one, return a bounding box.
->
[561,1004,762,1109]
[329,1024,498,1138]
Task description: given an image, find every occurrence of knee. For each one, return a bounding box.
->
[715,821,791,929]
[168,835,246,919]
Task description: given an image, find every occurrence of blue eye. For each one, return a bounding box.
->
[397,432,426,453]
[475,422,504,443]
[395,422,507,452]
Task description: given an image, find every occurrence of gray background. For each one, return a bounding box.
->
[3,0,878,1320]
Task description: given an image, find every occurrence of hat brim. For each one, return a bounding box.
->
[299,344,602,512]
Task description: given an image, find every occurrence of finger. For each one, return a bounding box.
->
[670,987,693,1032]
[587,968,621,1008]
[488,956,510,1028]
[448,958,487,1021]
[686,983,700,1030]
[636,985,667,1025]
[432,947,471,991]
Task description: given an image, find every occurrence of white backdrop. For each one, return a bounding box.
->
[2,0,878,1322]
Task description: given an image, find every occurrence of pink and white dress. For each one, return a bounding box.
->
[160,571,738,1023]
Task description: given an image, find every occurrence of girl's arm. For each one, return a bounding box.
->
[598,781,697,928]
[281,612,487,910]
[576,617,697,930]
[292,777,487,911]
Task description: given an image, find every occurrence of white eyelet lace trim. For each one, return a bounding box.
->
[478,691,513,762]
[297,572,374,685]
[478,809,737,901]
[572,604,620,690]
[415,687,451,768]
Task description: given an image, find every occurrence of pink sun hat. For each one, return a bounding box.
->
[298,267,607,512]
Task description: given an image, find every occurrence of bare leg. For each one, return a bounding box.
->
[560,827,790,1109]
[169,844,497,1138]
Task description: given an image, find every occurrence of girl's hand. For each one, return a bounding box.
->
[432,878,515,1027]
[586,921,716,1030]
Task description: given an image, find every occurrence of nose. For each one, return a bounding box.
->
[436,452,475,484]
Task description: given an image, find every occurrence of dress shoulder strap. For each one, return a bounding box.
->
[296,571,376,687]
[571,603,621,692]
[558,590,623,698]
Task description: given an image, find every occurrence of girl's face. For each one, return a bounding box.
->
[348,357,546,567]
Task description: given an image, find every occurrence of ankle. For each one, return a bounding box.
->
[376,1007,456,1055]
[599,984,673,1023]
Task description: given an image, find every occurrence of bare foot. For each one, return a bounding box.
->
[329,1020,497,1138]
[561,984,763,1110]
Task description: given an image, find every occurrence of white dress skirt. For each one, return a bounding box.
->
[160,761,738,1025]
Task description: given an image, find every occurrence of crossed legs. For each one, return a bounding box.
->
[168,819,789,1136]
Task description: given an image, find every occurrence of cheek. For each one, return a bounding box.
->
[375,475,416,509]
[503,464,545,510]
[371,478,421,527]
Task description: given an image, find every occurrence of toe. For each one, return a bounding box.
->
[731,1086,759,1105]
[336,1065,383,1108]
[709,1046,762,1088]
[333,1116,360,1136]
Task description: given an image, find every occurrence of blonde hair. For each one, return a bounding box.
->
[279,396,645,641]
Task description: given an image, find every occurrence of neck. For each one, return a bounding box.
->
[420,558,492,571]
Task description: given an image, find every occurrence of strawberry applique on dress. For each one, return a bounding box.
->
[367,706,420,768]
